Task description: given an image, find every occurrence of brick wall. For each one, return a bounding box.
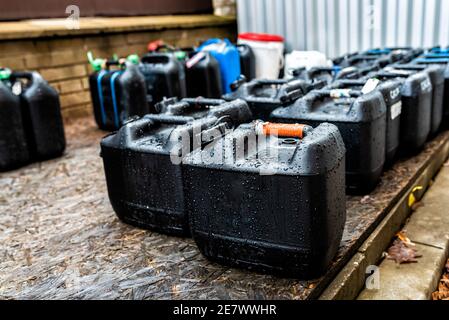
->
[0,22,236,122]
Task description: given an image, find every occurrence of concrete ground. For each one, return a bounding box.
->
[358,164,449,300]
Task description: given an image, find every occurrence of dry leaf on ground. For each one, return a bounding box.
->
[386,231,422,264]
[432,259,449,300]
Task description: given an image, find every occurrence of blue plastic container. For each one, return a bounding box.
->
[430,47,449,54]
[198,39,241,94]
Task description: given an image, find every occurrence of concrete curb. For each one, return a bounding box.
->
[357,166,449,300]
[319,139,449,300]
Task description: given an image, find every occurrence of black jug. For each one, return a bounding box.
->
[271,89,387,194]
[89,57,148,131]
[223,78,326,120]
[389,63,445,136]
[183,121,346,278]
[236,44,256,80]
[414,57,449,128]
[373,69,432,153]
[327,78,402,166]
[11,71,66,161]
[100,99,252,236]
[0,70,29,171]
[139,53,187,112]
[183,50,223,98]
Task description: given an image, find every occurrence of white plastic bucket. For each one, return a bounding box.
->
[238,33,284,79]
[284,51,332,79]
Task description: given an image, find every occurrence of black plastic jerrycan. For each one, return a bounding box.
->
[10,71,66,161]
[327,78,402,166]
[139,53,187,112]
[388,63,445,136]
[0,69,29,171]
[373,68,432,153]
[271,89,387,194]
[223,78,326,121]
[88,54,148,131]
[236,44,256,81]
[100,99,252,236]
[183,49,223,98]
[183,121,346,278]
[414,57,449,128]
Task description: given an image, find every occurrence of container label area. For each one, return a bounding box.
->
[391,101,402,120]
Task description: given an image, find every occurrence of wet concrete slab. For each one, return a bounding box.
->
[1,117,449,300]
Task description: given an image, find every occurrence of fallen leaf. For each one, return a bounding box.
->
[386,239,422,264]
[360,196,374,204]
[396,231,415,247]
[432,259,449,300]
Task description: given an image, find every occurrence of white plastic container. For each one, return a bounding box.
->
[238,33,284,79]
[284,50,332,79]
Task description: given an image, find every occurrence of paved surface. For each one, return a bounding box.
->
[358,166,449,300]
[1,117,448,300]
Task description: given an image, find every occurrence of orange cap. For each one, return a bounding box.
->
[255,122,308,138]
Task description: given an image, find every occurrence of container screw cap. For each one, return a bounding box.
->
[126,54,140,65]
[87,51,106,71]
[0,68,12,80]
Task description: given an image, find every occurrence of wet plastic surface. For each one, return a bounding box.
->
[373,69,433,153]
[414,58,449,128]
[327,79,402,166]
[139,53,187,112]
[236,44,256,81]
[271,89,387,194]
[12,72,66,161]
[0,80,29,171]
[184,123,346,278]
[1,117,448,299]
[198,39,241,94]
[390,63,445,136]
[184,50,223,98]
[100,100,253,236]
[223,78,325,121]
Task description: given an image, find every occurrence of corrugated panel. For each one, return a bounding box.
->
[237,0,449,58]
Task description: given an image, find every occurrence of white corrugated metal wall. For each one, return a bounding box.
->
[237,0,449,58]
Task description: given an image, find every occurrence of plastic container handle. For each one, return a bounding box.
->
[255,121,311,138]
[230,75,247,91]
[182,98,224,106]
[10,71,33,81]
[314,89,361,99]
[141,54,170,64]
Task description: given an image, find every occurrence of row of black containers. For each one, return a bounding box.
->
[89,43,255,131]
[99,47,449,279]
[0,70,65,172]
